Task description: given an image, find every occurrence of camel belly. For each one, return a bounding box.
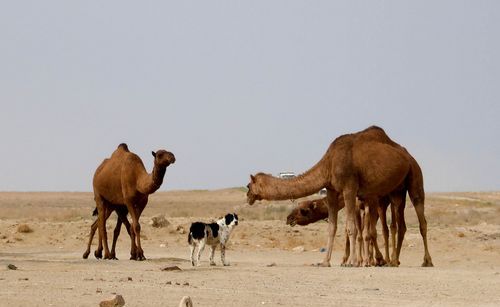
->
[353,142,410,197]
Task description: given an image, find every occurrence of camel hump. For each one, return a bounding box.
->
[364,125,385,133]
[117,143,129,151]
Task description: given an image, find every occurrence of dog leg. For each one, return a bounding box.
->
[190,242,196,266]
[221,243,230,266]
[209,245,216,266]
[196,240,206,266]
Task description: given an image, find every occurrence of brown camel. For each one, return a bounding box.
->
[82,206,131,260]
[247,126,433,267]
[286,197,395,266]
[93,143,175,260]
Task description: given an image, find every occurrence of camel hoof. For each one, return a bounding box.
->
[210,262,216,266]
[136,254,146,261]
[82,251,90,259]
[375,258,386,267]
[94,251,103,259]
[422,260,434,267]
[314,261,331,267]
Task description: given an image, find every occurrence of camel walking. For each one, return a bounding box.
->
[247,126,433,267]
[92,143,175,260]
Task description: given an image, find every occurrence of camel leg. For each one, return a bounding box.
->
[378,200,390,264]
[390,203,398,263]
[119,211,135,260]
[344,188,359,267]
[109,207,131,260]
[369,203,385,266]
[362,203,371,267]
[413,201,433,267]
[319,190,340,267]
[341,227,350,265]
[94,199,113,260]
[390,192,406,267]
[83,218,98,259]
[95,206,115,259]
[127,206,144,261]
[110,217,122,260]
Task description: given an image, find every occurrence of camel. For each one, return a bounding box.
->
[93,143,175,260]
[286,197,395,266]
[247,126,433,267]
[82,206,131,260]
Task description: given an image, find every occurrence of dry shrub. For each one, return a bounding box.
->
[17,224,33,233]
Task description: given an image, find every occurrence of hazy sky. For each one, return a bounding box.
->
[1,1,499,192]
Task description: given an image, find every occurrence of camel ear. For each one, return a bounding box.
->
[151,151,156,158]
[250,175,256,183]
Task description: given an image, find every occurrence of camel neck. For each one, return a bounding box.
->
[261,158,330,200]
[140,164,166,194]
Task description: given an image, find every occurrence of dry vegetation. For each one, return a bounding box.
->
[0,190,499,306]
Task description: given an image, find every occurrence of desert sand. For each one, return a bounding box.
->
[1,189,499,306]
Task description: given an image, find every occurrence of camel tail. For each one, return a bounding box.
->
[92,208,98,216]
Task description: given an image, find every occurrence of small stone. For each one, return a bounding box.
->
[166,281,172,285]
[292,246,305,252]
[127,277,132,281]
[161,265,182,271]
[183,282,190,286]
[99,294,125,307]
[319,247,327,253]
[96,288,102,293]
[18,278,28,281]
[150,215,170,228]
[179,296,193,307]
[7,264,17,270]
[266,263,277,267]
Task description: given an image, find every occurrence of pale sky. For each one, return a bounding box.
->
[1,1,499,192]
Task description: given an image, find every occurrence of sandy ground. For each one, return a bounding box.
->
[1,190,499,306]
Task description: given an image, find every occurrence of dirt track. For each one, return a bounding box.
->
[1,191,499,306]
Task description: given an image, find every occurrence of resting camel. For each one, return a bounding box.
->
[247,126,433,267]
[93,143,175,260]
[82,206,131,260]
[286,197,397,266]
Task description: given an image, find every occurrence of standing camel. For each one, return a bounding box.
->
[247,126,433,267]
[93,143,175,260]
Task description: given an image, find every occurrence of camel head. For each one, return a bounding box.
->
[286,198,328,227]
[246,173,269,205]
[151,150,176,167]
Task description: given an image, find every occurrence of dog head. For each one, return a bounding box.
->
[224,213,239,228]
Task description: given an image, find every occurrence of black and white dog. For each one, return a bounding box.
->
[188,213,239,266]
